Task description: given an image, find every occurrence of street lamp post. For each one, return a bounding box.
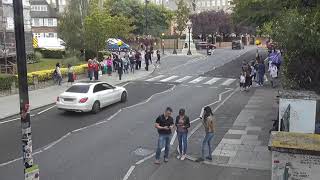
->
[187,21,192,55]
[161,33,165,55]
[13,0,39,179]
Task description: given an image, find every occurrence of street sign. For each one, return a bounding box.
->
[25,165,39,180]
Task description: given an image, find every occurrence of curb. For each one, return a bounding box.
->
[0,65,157,121]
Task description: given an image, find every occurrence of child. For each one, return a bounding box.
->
[240,72,246,91]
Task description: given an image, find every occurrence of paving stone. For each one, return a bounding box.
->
[246,130,261,135]
[212,149,237,157]
[241,139,262,146]
[253,145,269,152]
[223,134,242,139]
[227,129,247,135]
[245,126,262,131]
[220,138,242,145]
[240,135,259,141]
[212,155,230,164]
[230,126,247,130]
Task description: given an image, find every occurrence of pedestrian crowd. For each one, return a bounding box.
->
[239,48,282,91]
[154,106,215,164]
[52,48,161,85]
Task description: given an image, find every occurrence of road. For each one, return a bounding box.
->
[0,46,267,179]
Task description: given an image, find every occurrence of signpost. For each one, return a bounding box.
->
[13,0,39,179]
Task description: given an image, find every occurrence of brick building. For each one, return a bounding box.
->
[30,0,58,39]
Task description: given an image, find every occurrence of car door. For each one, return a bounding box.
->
[101,83,118,104]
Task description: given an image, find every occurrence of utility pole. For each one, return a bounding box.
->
[13,0,39,179]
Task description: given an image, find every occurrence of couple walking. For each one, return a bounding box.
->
[154,106,215,164]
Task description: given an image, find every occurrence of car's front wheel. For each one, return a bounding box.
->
[92,101,100,114]
[121,92,127,102]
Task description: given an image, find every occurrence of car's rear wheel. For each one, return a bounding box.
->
[121,92,127,102]
[92,101,100,114]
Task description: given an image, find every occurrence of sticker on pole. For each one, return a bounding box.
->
[25,164,39,180]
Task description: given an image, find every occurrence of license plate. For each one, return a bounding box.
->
[63,98,74,102]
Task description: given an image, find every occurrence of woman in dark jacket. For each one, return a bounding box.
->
[175,108,190,160]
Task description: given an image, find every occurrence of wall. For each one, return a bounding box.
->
[279,98,317,133]
[272,151,320,180]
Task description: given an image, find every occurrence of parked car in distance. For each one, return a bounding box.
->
[232,40,244,50]
[196,42,216,50]
[56,81,127,113]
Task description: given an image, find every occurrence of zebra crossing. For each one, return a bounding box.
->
[145,75,237,87]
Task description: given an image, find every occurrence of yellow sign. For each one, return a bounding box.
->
[117,41,123,46]
[33,38,38,48]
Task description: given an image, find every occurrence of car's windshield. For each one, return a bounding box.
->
[66,85,90,93]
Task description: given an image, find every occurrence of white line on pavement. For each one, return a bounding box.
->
[204,77,221,85]
[37,105,56,115]
[123,165,136,180]
[0,114,35,125]
[43,132,71,151]
[221,79,236,86]
[160,75,178,82]
[175,76,192,83]
[146,75,165,82]
[188,77,206,84]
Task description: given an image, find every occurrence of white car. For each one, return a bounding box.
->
[56,81,127,113]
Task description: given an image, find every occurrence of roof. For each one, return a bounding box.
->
[30,0,58,18]
[268,131,320,156]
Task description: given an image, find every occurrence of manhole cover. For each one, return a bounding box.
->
[133,147,153,156]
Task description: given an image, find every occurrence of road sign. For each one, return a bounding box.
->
[33,38,38,48]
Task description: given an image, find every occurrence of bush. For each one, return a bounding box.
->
[35,48,66,59]
[0,74,16,90]
[27,52,43,64]
[62,56,80,66]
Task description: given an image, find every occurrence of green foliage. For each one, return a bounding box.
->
[0,74,16,90]
[106,0,173,36]
[62,56,81,66]
[26,52,43,64]
[175,0,190,36]
[35,49,66,59]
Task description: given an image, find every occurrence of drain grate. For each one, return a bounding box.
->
[133,147,153,156]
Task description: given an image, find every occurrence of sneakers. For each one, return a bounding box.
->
[180,154,186,161]
[206,156,213,161]
[164,158,169,163]
[177,154,181,160]
[195,158,204,162]
[154,160,160,165]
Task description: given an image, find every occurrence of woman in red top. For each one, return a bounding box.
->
[93,59,100,80]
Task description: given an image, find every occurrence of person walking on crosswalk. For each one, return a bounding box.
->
[156,50,161,64]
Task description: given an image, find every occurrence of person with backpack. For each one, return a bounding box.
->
[175,108,190,161]
[154,107,174,164]
[196,106,216,162]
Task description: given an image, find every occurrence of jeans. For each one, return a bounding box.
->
[155,134,171,160]
[258,73,264,85]
[201,132,214,159]
[177,131,188,155]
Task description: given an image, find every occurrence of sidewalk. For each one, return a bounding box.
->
[130,87,277,180]
[0,65,155,119]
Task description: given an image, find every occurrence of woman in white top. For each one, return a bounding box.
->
[269,63,278,88]
[55,63,62,86]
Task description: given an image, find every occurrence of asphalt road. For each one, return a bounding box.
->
[0,47,264,180]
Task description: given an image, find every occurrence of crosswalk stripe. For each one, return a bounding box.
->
[204,77,221,85]
[175,76,192,83]
[221,79,236,86]
[188,77,207,84]
[160,75,179,82]
[146,75,165,82]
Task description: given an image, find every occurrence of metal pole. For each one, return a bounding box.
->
[172,37,177,54]
[187,27,192,55]
[13,0,39,179]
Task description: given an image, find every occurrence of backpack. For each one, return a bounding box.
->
[53,69,57,76]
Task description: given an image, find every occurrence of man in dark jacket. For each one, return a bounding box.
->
[145,51,149,71]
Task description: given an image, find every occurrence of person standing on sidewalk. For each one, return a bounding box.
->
[145,51,149,71]
[67,64,74,86]
[156,50,161,64]
[155,107,174,164]
[87,59,94,80]
[175,108,190,161]
[196,106,215,162]
[129,51,135,74]
[117,57,124,80]
[258,61,266,86]
[93,59,99,80]
[106,56,113,76]
[55,63,62,86]
[269,63,278,88]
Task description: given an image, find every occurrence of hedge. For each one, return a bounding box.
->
[34,48,66,59]
[0,64,88,91]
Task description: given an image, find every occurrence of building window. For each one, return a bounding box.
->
[207,1,210,7]
[222,0,226,6]
[31,5,47,12]
[48,18,53,26]
[33,33,41,38]
[202,1,205,7]
[43,18,48,26]
[45,33,56,38]
[217,0,221,6]
[32,18,43,27]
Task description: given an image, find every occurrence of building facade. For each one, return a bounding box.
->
[0,0,33,73]
[30,0,58,39]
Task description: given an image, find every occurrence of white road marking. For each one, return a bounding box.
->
[146,75,165,82]
[121,82,132,87]
[122,165,136,180]
[175,76,192,83]
[221,79,236,86]
[135,153,156,165]
[160,75,178,82]
[44,132,71,151]
[0,114,35,125]
[188,77,206,84]
[204,77,221,85]
[37,105,56,115]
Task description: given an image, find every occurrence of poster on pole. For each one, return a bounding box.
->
[25,164,39,180]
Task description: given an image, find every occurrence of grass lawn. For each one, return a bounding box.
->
[27,58,86,72]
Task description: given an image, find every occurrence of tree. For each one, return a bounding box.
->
[84,0,134,57]
[232,0,320,93]
[58,0,89,51]
[175,0,190,36]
